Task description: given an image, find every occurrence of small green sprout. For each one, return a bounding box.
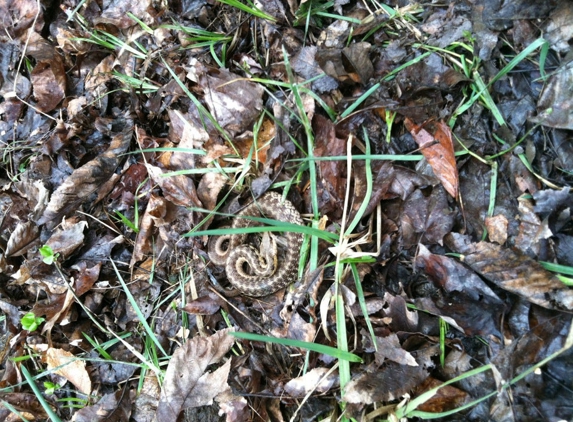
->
[21,312,45,332]
[44,381,61,395]
[39,245,59,265]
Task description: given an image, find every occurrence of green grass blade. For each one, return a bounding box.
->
[21,365,64,422]
[231,332,363,362]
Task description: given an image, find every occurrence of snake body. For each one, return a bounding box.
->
[208,192,304,297]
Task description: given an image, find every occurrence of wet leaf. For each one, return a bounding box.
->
[343,347,436,404]
[446,233,573,312]
[38,121,133,226]
[415,244,505,336]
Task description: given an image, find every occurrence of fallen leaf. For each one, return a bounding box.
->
[5,221,40,257]
[446,233,573,312]
[343,346,436,404]
[156,329,235,420]
[71,390,131,422]
[46,348,92,395]
[404,119,459,198]
[38,120,133,226]
[373,333,418,367]
[284,367,339,397]
[485,214,509,245]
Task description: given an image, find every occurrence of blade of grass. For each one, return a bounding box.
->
[185,218,338,242]
[110,260,168,357]
[230,332,362,362]
[21,366,64,422]
[217,0,276,21]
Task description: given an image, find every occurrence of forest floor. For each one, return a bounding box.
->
[0,0,572,421]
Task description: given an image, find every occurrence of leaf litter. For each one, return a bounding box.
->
[0,0,572,421]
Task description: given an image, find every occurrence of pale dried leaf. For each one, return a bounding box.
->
[46,219,88,258]
[374,334,417,366]
[5,221,40,257]
[485,214,508,245]
[46,348,91,395]
[284,367,339,397]
[156,329,235,420]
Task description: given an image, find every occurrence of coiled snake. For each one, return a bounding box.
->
[207,192,304,297]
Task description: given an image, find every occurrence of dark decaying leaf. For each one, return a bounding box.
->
[37,120,133,226]
[401,185,454,247]
[445,233,573,312]
[343,346,436,404]
[415,244,505,337]
[0,393,48,422]
[70,390,131,422]
[293,46,339,93]
[342,42,374,84]
[28,33,66,113]
[530,61,573,129]
[156,329,236,420]
[533,187,573,217]
[310,114,347,217]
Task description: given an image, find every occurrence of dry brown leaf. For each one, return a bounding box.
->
[404,119,459,198]
[5,221,40,257]
[343,347,436,404]
[414,377,469,413]
[198,66,264,135]
[46,348,92,395]
[156,329,235,420]
[515,197,552,256]
[197,172,227,213]
[146,164,202,208]
[485,214,509,245]
[45,218,88,259]
[28,34,66,113]
[182,295,222,315]
[131,194,166,266]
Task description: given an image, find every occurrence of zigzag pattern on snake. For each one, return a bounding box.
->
[207,192,304,297]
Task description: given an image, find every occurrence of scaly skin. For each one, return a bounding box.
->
[208,192,304,297]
